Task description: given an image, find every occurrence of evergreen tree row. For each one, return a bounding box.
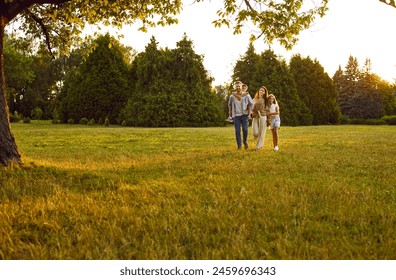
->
[232,43,340,125]
[333,56,396,119]
[232,43,395,125]
[120,35,224,127]
[57,34,223,127]
[5,33,396,127]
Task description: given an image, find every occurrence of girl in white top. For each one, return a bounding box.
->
[267,94,280,152]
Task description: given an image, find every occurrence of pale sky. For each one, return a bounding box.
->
[117,0,396,85]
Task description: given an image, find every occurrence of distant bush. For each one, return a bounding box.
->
[31,107,43,120]
[349,118,386,125]
[10,111,22,123]
[23,117,31,123]
[104,117,110,127]
[381,115,396,125]
[68,119,75,124]
[79,117,89,125]
[121,120,127,126]
[98,117,103,125]
[365,119,386,125]
[339,115,350,124]
[349,118,366,125]
[88,119,95,126]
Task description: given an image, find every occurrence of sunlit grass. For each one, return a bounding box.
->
[1,121,395,259]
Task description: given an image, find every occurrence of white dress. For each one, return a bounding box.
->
[252,99,267,150]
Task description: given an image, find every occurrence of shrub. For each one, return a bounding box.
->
[68,119,75,124]
[23,117,31,123]
[339,115,350,124]
[381,115,396,125]
[10,111,22,123]
[98,117,103,125]
[387,116,396,125]
[79,118,89,125]
[365,119,386,125]
[121,120,127,126]
[88,119,95,126]
[31,107,43,120]
[104,117,110,127]
[349,118,363,125]
[349,118,386,125]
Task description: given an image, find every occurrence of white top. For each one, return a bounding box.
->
[234,99,243,116]
[270,104,279,115]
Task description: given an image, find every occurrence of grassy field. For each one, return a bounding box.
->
[1,121,395,259]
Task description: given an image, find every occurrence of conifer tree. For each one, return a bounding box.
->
[251,50,312,126]
[334,56,394,119]
[59,34,129,123]
[123,36,174,127]
[290,55,340,124]
[232,43,260,93]
[171,34,223,126]
[123,35,223,127]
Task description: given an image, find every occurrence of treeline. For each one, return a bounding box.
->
[4,33,396,127]
[5,33,224,127]
[231,43,396,125]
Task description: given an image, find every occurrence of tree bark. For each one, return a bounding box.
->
[0,16,22,166]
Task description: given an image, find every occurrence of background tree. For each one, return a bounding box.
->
[123,36,176,127]
[213,84,230,119]
[290,54,340,124]
[232,42,259,92]
[4,34,35,117]
[122,35,223,127]
[58,34,129,124]
[171,34,223,126]
[26,49,63,119]
[251,49,312,126]
[334,56,395,119]
[334,56,361,118]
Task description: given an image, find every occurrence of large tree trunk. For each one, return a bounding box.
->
[0,16,22,166]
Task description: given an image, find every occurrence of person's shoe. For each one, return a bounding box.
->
[244,142,249,150]
[274,146,279,152]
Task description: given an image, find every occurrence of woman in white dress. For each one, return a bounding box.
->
[251,86,269,151]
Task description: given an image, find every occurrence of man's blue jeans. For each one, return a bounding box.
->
[233,115,249,148]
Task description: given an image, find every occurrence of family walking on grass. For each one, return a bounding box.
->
[228,81,280,152]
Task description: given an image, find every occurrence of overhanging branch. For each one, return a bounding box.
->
[25,8,55,59]
[3,0,71,23]
[379,0,396,8]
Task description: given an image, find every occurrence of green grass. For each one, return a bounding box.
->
[1,121,395,259]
